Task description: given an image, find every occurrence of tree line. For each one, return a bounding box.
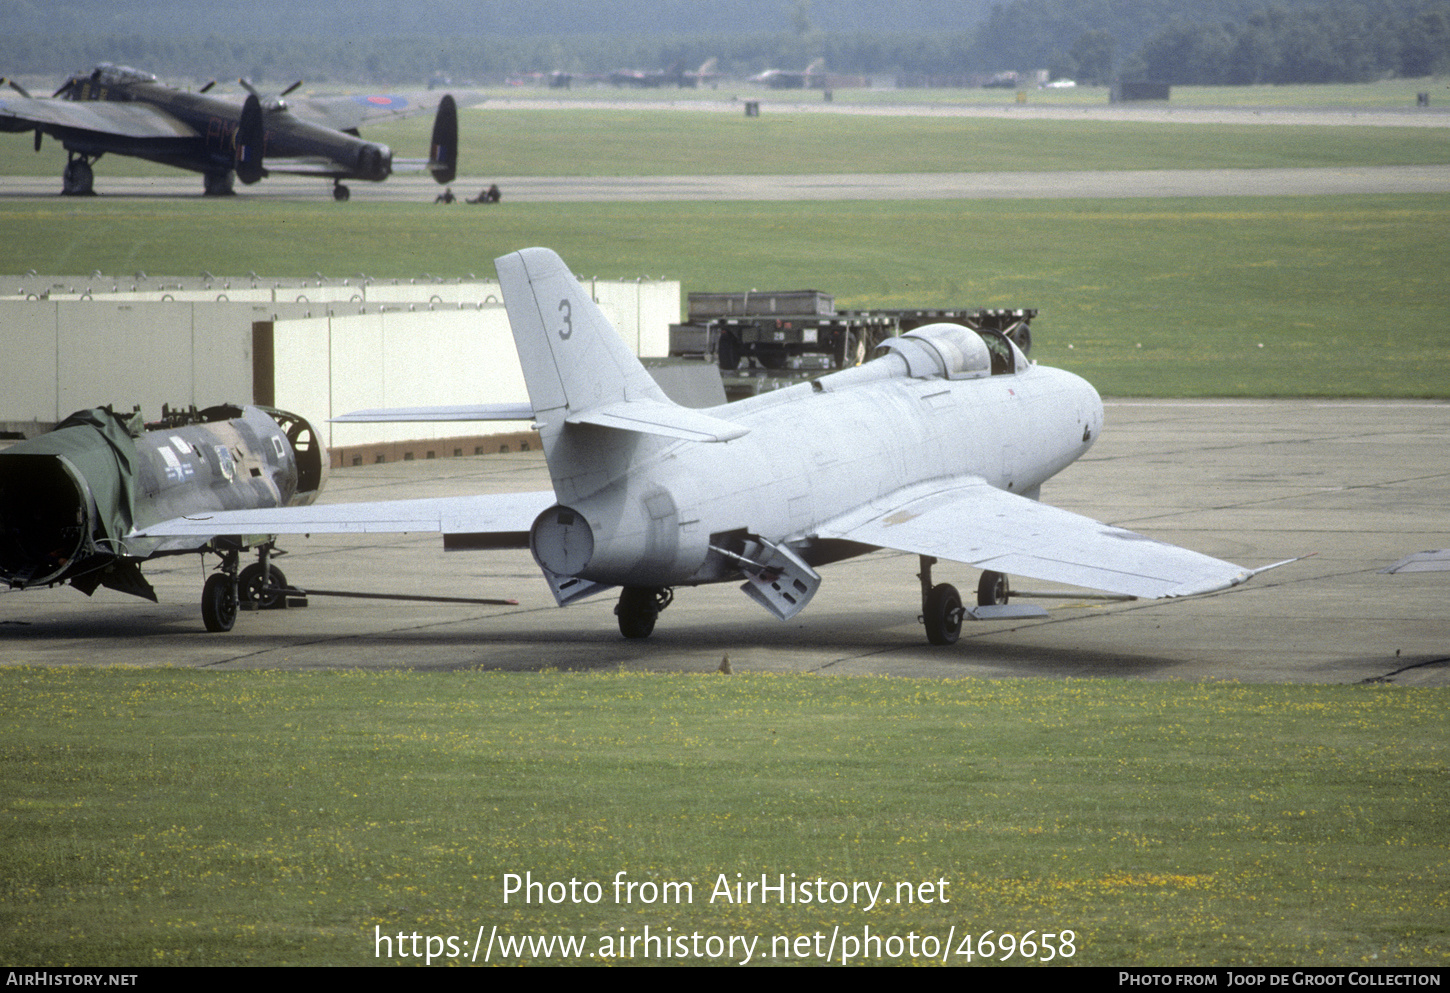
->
[2,0,1446,87]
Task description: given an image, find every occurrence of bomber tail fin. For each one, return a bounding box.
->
[428,94,457,184]
[493,248,745,501]
[235,93,266,184]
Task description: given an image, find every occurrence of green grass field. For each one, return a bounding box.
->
[2,88,1448,968]
[1,668,1445,966]
[7,107,1447,178]
[3,194,1446,397]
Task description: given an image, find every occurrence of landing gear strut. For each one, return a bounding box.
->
[61,154,97,196]
[202,542,293,632]
[615,586,673,639]
[239,543,289,610]
[918,555,964,645]
[201,547,241,632]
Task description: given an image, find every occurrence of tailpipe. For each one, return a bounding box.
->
[0,454,96,588]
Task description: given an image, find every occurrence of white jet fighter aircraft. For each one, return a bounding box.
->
[142,247,1281,643]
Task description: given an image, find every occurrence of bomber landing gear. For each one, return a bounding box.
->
[332,181,351,202]
[203,170,236,196]
[61,154,97,196]
[615,586,673,639]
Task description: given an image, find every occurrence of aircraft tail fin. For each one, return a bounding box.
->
[493,248,744,500]
[495,248,670,418]
[235,93,266,184]
[428,94,457,184]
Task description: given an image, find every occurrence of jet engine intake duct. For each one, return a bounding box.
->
[0,455,94,587]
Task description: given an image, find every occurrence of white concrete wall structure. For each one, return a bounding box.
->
[266,306,532,450]
[0,273,681,444]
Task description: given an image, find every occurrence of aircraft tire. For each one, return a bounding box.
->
[333,183,351,202]
[924,583,962,645]
[201,573,238,633]
[239,563,288,610]
[977,570,1009,606]
[203,170,236,196]
[616,587,658,639]
[61,159,94,196]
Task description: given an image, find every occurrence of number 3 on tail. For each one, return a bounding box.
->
[558,299,573,340]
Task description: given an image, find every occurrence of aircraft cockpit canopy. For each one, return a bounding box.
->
[90,64,157,87]
[876,322,995,380]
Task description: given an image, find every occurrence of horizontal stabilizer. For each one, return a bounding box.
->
[333,403,534,423]
[566,399,748,443]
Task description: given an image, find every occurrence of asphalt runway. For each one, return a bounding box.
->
[5,165,1449,201]
[3,400,1446,685]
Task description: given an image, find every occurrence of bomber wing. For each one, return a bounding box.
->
[136,490,554,543]
[815,476,1255,599]
[289,91,480,133]
[0,90,195,139]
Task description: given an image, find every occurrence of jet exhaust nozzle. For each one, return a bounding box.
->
[0,454,96,588]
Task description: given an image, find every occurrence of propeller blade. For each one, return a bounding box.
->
[280,79,303,97]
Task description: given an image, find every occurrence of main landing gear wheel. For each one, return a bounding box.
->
[977,570,1010,606]
[333,182,351,202]
[61,157,95,196]
[203,170,236,196]
[923,583,963,645]
[239,563,289,610]
[201,573,239,632]
[616,586,672,639]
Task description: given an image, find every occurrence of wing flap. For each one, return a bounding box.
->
[816,477,1252,599]
[135,491,554,539]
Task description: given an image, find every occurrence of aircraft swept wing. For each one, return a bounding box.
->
[1,63,472,199]
[142,247,1280,644]
[814,475,1253,600]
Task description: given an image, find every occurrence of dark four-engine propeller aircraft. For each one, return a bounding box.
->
[0,63,465,199]
[0,404,326,631]
[140,248,1294,644]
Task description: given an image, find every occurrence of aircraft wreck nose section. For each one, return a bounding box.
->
[0,454,94,588]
